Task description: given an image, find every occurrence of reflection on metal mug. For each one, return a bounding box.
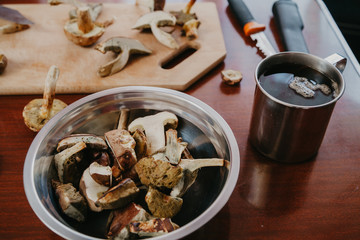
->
[249,52,346,163]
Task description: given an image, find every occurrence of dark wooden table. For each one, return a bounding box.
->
[1,0,360,239]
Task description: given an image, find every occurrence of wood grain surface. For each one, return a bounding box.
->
[1,0,360,239]
[0,2,225,94]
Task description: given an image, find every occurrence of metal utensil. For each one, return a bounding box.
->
[228,0,276,57]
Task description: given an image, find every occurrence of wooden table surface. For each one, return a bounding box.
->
[1,0,360,239]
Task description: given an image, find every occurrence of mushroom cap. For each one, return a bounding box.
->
[145,186,183,218]
[22,98,67,132]
[96,178,139,210]
[64,19,105,46]
[57,133,108,152]
[221,69,243,85]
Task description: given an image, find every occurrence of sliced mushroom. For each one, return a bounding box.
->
[107,202,151,239]
[170,158,228,197]
[52,180,87,222]
[132,129,148,160]
[54,141,87,186]
[132,11,178,49]
[0,5,33,34]
[105,129,137,172]
[135,157,183,189]
[57,133,107,152]
[136,156,226,196]
[23,65,67,132]
[89,161,112,186]
[0,53,7,74]
[145,186,183,218]
[79,165,109,212]
[170,0,197,26]
[64,6,105,46]
[129,218,179,237]
[117,109,130,130]
[95,37,151,77]
[152,129,187,164]
[135,0,165,11]
[221,69,243,85]
[96,178,139,210]
[128,111,178,155]
[93,151,111,166]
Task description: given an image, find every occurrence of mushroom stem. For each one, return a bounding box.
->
[39,65,59,120]
[117,109,130,130]
[184,0,196,14]
[77,6,94,34]
[179,158,226,173]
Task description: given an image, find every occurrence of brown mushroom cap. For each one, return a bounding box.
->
[23,98,67,132]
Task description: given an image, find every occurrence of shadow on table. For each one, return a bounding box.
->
[239,141,315,216]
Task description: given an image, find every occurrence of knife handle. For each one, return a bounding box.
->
[272,0,309,53]
[228,0,266,36]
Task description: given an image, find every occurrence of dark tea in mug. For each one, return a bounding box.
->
[250,52,345,162]
[258,63,339,106]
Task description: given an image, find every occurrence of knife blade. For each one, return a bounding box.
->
[0,6,34,25]
[228,0,276,57]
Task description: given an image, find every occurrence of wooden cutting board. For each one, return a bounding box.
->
[0,3,226,95]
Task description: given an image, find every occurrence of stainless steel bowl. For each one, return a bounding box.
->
[23,86,240,240]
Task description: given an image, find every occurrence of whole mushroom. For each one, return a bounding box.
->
[64,6,105,46]
[22,65,67,132]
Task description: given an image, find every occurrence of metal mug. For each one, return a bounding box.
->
[249,52,346,163]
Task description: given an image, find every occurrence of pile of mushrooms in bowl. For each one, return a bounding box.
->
[23,86,240,240]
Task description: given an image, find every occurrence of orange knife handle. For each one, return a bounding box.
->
[243,22,266,36]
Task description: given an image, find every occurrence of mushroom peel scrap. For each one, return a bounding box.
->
[64,6,105,46]
[132,11,178,49]
[22,65,67,132]
[95,37,152,77]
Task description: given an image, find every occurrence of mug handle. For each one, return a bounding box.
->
[325,53,347,73]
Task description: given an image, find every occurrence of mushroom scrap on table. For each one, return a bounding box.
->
[51,110,229,239]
